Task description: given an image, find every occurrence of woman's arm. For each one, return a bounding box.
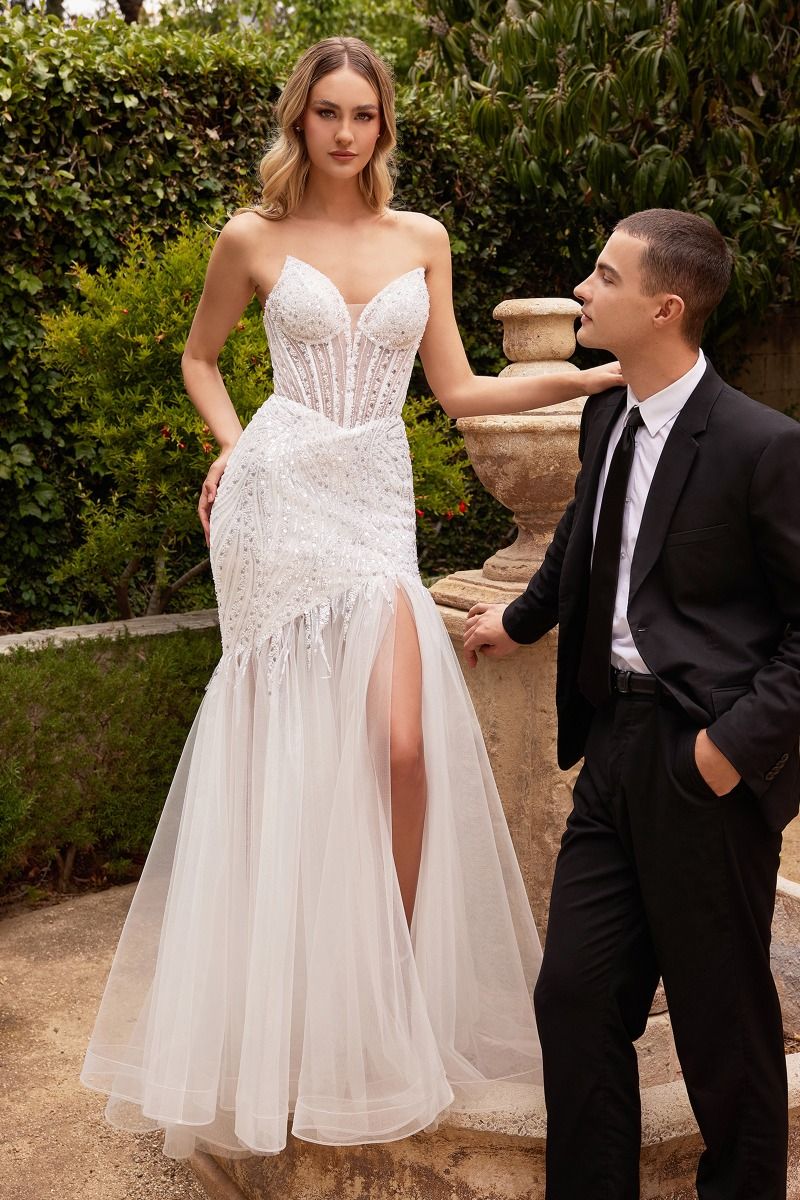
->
[181,215,260,544]
[417,219,622,417]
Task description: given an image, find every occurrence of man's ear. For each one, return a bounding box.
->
[652,294,685,332]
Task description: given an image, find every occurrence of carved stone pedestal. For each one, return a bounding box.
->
[430,298,587,935]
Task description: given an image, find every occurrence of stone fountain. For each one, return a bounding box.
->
[190,298,800,1200]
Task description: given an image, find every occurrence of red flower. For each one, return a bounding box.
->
[458,499,468,513]
[120,307,129,314]
[202,442,213,454]
[415,508,424,518]
[177,441,186,450]
[160,425,170,438]
[446,510,453,519]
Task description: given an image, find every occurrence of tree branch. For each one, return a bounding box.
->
[160,558,211,611]
[115,556,142,620]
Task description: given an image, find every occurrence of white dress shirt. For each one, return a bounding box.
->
[592,349,707,673]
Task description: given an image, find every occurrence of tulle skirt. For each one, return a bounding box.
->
[80,398,542,1159]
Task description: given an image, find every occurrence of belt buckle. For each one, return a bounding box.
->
[616,669,632,695]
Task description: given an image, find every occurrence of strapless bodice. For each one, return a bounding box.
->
[264,256,430,427]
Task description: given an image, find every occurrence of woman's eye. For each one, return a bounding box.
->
[356,112,374,121]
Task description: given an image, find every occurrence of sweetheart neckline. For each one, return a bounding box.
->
[265,255,428,331]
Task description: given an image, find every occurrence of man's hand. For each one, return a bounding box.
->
[695,729,742,796]
[463,602,520,668]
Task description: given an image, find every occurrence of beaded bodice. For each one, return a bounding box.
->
[265,256,430,426]
[209,255,430,674]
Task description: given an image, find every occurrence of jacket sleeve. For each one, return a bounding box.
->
[706,423,800,797]
[501,400,590,646]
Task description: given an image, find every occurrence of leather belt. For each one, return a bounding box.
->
[610,667,661,697]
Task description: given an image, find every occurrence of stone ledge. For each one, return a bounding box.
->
[0,607,219,655]
[440,1052,800,1145]
[191,1150,249,1200]
[189,1054,800,1200]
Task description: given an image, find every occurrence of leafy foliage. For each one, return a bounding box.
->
[40,221,472,619]
[0,9,280,626]
[0,627,221,893]
[419,0,800,336]
[40,224,269,618]
[155,0,427,73]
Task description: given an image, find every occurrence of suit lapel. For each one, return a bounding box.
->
[628,362,725,601]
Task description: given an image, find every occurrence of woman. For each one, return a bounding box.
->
[81,36,622,1160]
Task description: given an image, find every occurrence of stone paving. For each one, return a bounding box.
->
[0,885,205,1200]
[2,832,799,1200]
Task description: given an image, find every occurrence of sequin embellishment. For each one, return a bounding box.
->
[208,257,431,684]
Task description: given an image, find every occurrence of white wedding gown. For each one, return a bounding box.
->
[81,255,542,1159]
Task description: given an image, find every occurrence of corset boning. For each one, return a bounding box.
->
[264,256,430,427]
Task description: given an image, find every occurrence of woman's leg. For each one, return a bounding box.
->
[389,589,428,929]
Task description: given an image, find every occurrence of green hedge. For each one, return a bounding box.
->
[2,10,610,632]
[1,11,281,626]
[0,627,222,895]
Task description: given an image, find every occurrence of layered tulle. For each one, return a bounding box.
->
[80,576,542,1158]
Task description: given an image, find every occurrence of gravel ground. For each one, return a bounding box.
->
[2,820,799,1200]
[0,885,206,1200]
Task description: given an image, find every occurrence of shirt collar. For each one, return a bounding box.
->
[626,349,707,436]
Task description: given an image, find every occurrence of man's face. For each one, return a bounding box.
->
[574,231,662,356]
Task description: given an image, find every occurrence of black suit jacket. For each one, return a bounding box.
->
[502,361,800,832]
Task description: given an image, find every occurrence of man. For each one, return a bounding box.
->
[464,209,800,1199]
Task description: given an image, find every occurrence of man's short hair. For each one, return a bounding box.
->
[614,209,733,346]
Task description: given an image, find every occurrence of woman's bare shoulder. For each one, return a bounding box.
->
[388,208,450,265]
[216,208,279,248]
[390,208,449,241]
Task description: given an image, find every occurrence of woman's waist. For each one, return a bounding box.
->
[261,391,407,432]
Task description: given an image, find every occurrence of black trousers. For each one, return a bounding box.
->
[534,692,787,1200]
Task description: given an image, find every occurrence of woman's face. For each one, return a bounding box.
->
[299,67,383,181]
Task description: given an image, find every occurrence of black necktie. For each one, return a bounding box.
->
[578,404,645,706]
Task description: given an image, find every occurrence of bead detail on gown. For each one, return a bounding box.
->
[80,255,543,1159]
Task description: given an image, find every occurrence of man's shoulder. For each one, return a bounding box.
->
[711,373,799,446]
[581,386,626,424]
[577,387,625,457]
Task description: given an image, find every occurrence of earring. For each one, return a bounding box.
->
[294,126,302,133]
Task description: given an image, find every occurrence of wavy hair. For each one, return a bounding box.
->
[241,37,396,222]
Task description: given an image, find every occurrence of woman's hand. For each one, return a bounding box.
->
[579,360,625,395]
[198,450,233,548]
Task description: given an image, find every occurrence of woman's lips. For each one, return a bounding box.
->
[331,151,356,158]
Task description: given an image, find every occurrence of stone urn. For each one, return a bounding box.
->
[458,297,585,582]
[429,298,588,939]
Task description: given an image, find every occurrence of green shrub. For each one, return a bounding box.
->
[0,627,222,894]
[39,224,270,620]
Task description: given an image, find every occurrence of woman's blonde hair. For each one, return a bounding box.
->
[243,37,396,222]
